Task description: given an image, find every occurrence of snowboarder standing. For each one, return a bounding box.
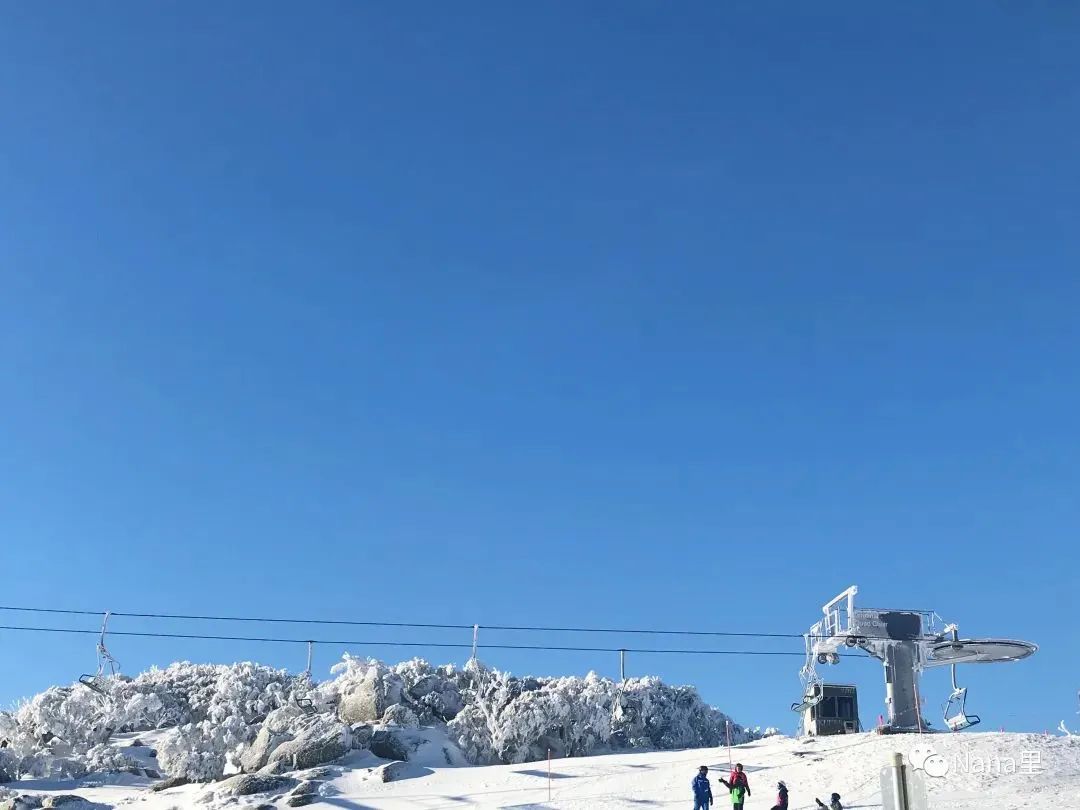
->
[720,763,751,810]
[815,793,843,810]
[771,781,789,810]
[693,766,714,810]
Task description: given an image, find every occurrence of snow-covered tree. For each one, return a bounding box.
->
[0,656,752,780]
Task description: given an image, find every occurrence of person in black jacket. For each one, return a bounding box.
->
[771,781,789,810]
[815,792,843,810]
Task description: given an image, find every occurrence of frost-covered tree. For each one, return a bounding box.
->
[611,676,747,750]
[448,662,749,765]
[490,672,614,762]
[0,749,18,783]
[0,655,752,780]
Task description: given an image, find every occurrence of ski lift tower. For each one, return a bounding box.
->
[793,586,1038,733]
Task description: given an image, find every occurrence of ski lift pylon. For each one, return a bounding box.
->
[797,586,1037,733]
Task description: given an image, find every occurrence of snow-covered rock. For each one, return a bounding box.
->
[348,724,374,750]
[367,729,409,761]
[40,797,109,809]
[284,780,320,807]
[266,718,350,771]
[239,708,300,773]
[148,776,187,793]
[0,795,43,810]
[381,705,420,729]
[214,773,296,797]
[373,760,411,783]
[334,660,403,725]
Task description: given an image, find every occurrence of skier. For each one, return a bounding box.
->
[693,766,714,810]
[719,763,751,810]
[815,793,843,810]
[771,781,789,810]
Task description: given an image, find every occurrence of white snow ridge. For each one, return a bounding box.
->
[1,656,1076,809]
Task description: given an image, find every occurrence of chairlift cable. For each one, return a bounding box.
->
[0,605,909,642]
[0,623,817,656]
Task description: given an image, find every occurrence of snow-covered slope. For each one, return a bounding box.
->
[0,655,756,809]
[3,731,1077,809]
[3,658,1075,808]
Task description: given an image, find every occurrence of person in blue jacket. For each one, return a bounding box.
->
[693,766,714,810]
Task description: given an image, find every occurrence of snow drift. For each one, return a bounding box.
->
[0,656,751,784]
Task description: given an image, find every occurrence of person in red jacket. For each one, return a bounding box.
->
[719,763,751,810]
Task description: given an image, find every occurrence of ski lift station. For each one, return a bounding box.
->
[793,586,1038,734]
[800,683,861,736]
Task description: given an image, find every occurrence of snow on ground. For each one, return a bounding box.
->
[4,731,1078,809]
[3,660,1074,809]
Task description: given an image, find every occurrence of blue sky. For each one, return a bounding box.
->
[0,2,1076,734]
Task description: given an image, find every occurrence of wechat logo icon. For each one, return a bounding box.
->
[908,743,950,778]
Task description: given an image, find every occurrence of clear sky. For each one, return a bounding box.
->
[1,2,1076,734]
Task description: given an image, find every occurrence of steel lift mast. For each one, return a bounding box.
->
[793,586,1038,732]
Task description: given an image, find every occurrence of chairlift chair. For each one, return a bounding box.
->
[943,663,980,731]
[937,625,980,731]
[294,695,317,716]
[78,674,108,695]
[77,613,120,699]
[292,666,318,715]
[944,685,980,731]
[791,680,824,714]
